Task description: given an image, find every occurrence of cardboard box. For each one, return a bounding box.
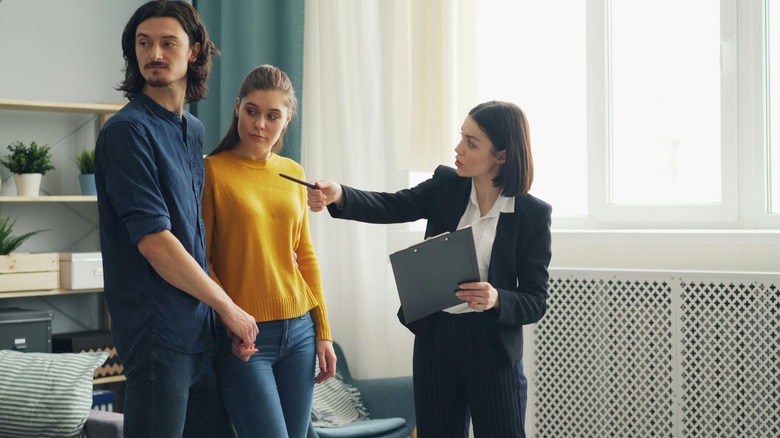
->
[59,252,103,290]
[0,307,53,352]
[52,329,122,379]
[0,253,59,293]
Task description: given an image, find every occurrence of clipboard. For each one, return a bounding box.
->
[389,227,480,323]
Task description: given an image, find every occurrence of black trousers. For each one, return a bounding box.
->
[412,312,527,438]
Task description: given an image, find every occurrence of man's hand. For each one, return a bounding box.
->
[219,303,259,357]
[230,330,259,362]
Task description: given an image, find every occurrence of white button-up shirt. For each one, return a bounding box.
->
[443,181,515,314]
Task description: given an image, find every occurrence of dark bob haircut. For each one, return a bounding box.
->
[468,101,534,197]
[117,0,218,103]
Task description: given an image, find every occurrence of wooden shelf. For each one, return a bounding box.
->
[0,99,124,115]
[93,375,125,385]
[0,288,102,299]
[0,195,96,202]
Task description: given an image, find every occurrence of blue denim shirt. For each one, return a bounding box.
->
[95,93,215,356]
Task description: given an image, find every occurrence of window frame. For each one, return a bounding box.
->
[581,0,742,229]
[402,0,780,231]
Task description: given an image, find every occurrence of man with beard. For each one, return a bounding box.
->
[94,1,258,436]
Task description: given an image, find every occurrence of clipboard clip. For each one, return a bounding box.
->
[414,232,452,253]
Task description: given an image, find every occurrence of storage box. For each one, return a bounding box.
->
[91,390,115,412]
[0,253,59,293]
[52,329,122,379]
[59,252,103,290]
[0,307,53,352]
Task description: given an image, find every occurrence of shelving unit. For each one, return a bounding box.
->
[93,375,126,385]
[1,99,120,386]
[0,98,124,126]
[0,288,102,299]
[0,196,97,202]
[0,196,101,299]
[1,98,115,300]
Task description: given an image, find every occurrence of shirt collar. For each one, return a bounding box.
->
[136,92,184,124]
[468,181,516,218]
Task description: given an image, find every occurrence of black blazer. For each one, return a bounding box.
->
[328,165,552,365]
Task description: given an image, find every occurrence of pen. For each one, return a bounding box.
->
[279,173,320,190]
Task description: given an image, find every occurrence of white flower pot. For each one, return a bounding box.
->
[14,173,43,197]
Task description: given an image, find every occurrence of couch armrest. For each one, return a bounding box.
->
[353,376,415,425]
[84,409,124,438]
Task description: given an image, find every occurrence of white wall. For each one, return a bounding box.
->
[0,0,148,333]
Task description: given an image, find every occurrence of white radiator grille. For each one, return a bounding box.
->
[530,270,779,437]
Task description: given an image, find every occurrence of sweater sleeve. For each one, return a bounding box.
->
[294,172,332,342]
[202,159,225,290]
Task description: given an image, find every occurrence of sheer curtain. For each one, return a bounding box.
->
[302,0,476,378]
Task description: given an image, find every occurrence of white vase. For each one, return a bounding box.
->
[14,173,43,197]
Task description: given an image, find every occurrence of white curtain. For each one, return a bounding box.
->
[302,0,476,379]
[390,0,478,171]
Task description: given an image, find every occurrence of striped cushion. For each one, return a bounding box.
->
[0,349,109,438]
[311,372,370,427]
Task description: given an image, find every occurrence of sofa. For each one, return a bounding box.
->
[84,409,124,438]
[308,342,416,438]
[0,343,414,438]
[82,341,416,438]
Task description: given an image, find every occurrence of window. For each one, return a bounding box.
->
[475,0,587,217]
[769,0,780,213]
[468,0,778,229]
[609,1,721,205]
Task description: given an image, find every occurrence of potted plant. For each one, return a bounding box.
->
[73,149,96,196]
[0,212,47,255]
[0,210,55,293]
[0,141,55,197]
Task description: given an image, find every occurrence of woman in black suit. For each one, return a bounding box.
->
[307,100,552,438]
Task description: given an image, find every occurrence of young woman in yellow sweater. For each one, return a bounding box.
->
[202,64,336,437]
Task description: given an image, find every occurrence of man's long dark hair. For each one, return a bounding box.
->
[117,0,218,103]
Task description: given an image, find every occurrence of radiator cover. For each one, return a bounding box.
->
[528,269,779,437]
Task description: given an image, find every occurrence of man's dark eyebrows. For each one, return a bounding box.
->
[135,33,182,41]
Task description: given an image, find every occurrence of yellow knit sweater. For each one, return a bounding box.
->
[203,151,331,341]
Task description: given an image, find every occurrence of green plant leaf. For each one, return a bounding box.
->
[0,212,48,255]
[0,140,56,175]
[73,149,96,174]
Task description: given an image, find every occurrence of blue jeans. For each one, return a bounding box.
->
[214,312,316,438]
[120,330,234,438]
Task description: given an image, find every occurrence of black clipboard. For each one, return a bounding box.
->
[389,227,480,323]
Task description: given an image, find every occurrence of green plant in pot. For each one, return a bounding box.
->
[0,211,47,255]
[0,141,55,197]
[73,149,96,196]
